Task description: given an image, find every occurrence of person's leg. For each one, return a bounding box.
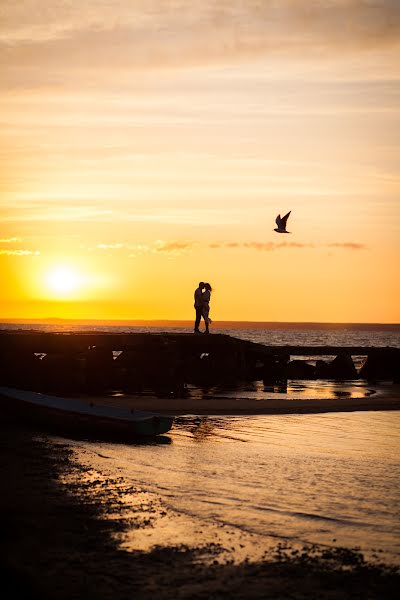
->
[194,308,202,332]
[203,309,210,334]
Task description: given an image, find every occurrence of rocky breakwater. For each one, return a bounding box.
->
[0,332,258,396]
[0,331,399,398]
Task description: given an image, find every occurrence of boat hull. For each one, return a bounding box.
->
[0,387,173,438]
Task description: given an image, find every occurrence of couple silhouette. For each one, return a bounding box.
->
[193,282,212,334]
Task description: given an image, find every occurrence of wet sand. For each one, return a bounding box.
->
[1,420,399,599]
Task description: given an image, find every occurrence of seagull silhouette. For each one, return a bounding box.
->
[274,211,291,233]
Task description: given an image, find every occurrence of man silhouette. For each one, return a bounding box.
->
[193,281,205,333]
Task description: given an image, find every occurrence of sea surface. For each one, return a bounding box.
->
[5,323,400,562]
[2,321,400,350]
[68,411,400,564]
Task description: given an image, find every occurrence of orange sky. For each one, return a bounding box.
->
[1,1,399,323]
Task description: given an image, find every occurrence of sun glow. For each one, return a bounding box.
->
[45,266,81,297]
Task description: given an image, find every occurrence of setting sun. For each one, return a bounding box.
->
[45,267,81,298]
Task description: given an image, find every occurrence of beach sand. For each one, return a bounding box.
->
[1,420,399,599]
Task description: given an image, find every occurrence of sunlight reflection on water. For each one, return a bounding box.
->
[69,410,400,563]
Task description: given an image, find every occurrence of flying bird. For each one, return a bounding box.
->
[274,211,291,233]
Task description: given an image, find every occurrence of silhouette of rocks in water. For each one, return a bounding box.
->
[328,353,358,379]
[0,331,399,395]
[287,360,316,379]
[360,349,400,382]
[315,359,331,379]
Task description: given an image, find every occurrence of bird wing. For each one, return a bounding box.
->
[281,211,291,226]
[275,214,281,227]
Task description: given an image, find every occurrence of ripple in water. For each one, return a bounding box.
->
[68,411,400,564]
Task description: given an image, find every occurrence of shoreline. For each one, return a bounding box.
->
[1,421,399,599]
[67,389,400,415]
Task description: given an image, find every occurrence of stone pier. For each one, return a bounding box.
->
[0,331,398,395]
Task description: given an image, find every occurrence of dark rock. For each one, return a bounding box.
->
[114,345,185,395]
[329,353,358,379]
[359,349,400,382]
[84,346,114,392]
[314,360,332,379]
[186,350,244,385]
[262,354,289,384]
[286,360,315,379]
[0,351,41,389]
[40,353,85,392]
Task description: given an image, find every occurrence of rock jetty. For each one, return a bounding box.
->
[0,331,398,396]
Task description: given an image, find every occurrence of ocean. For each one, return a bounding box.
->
[1,321,399,350]
[3,322,400,563]
[67,410,400,564]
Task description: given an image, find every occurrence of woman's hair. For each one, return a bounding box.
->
[204,282,212,292]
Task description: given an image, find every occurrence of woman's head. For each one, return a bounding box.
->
[204,282,212,292]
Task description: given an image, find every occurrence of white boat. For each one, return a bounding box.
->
[0,387,173,438]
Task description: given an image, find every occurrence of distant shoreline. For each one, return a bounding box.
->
[1,319,399,331]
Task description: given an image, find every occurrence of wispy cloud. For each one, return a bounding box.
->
[153,240,194,256]
[93,239,194,257]
[96,243,125,250]
[1,1,399,91]
[2,1,399,52]
[0,249,40,256]
[208,241,367,251]
[0,237,20,243]
[209,241,314,251]
[326,242,367,250]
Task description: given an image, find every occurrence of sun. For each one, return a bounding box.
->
[46,266,81,297]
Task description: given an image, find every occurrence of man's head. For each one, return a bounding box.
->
[198,281,205,289]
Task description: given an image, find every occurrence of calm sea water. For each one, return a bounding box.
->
[68,411,400,564]
[1,322,399,349]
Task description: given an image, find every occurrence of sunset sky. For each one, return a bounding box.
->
[1,1,399,323]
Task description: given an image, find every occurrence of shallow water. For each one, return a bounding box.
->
[68,410,400,564]
[188,379,377,401]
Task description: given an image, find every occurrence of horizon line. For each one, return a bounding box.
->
[0,317,399,329]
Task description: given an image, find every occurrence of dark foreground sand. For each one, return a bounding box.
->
[1,421,399,600]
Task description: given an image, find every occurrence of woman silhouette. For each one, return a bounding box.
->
[202,283,212,334]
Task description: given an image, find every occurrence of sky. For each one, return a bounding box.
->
[1,0,399,323]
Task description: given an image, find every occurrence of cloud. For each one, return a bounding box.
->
[208,241,367,251]
[92,239,194,257]
[326,242,367,250]
[209,241,314,251]
[1,1,399,89]
[153,240,195,257]
[127,244,151,258]
[96,243,125,250]
[0,237,20,243]
[0,249,40,256]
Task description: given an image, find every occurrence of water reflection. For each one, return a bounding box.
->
[71,411,400,564]
[187,379,374,401]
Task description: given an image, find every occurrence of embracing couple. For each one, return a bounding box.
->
[193,282,213,334]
